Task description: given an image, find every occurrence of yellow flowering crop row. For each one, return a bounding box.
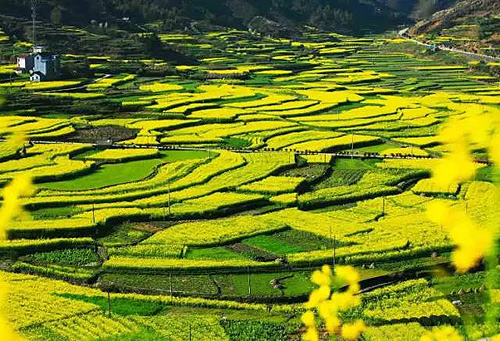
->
[238,176,305,194]
[86,148,160,162]
[160,135,223,145]
[147,84,255,110]
[412,178,459,195]
[26,152,238,207]
[126,119,198,132]
[288,134,380,152]
[135,152,292,205]
[3,271,100,329]
[392,136,440,147]
[30,125,76,139]
[181,121,297,139]
[0,136,25,161]
[16,191,264,238]
[5,269,295,337]
[143,214,284,247]
[298,183,399,207]
[256,100,318,111]
[103,256,268,273]
[35,92,104,99]
[296,113,402,130]
[301,154,334,164]
[41,159,203,198]
[131,314,229,341]
[269,193,297,205]
[381,147,429,156]
[296,104,398,122]
[139,83,183,92]
[269,103,340,118]
[189,107,250,120]
[225,94,296,108]
[13,80,83,91]
[377,159,441,170]
[363,323,426,341]
[42,311,139,340]
[119,131,160,145]
[87,75,135,90]
[0,156,94,183]
[266,130,344,150]
[0,116,70,137]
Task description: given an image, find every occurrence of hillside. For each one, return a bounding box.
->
[0,0,444,35]
[409,0,500,56]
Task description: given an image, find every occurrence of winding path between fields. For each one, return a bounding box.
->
[30,138,443,161]
[398,28,500,63]
[41,73,112,93]
[29,138,491,164]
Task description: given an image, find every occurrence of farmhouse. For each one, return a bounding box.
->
[16,46,61,82]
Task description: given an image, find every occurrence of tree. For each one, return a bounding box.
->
[50,6,62,25]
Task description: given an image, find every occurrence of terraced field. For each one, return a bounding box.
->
[0,24,499,340]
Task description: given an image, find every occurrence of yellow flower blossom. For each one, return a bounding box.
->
[489,133,500,167]
[427,202,493,273]
[341,320,366,340]
[330,292,360,310]
[0,175,35,239]
[420,326,463,341]
[0,174,34,340]
[438,118,466,145]
[306,284,331,309]
[303,327,319,341]
[324,315,341,334]
[426,201,451,226]
[311,264,332,287]
[432,143,477,187]
[301,311,316,327]
[302,265,363,340]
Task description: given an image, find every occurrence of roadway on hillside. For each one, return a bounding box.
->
[398,28,500,63]
[30,138,446,162]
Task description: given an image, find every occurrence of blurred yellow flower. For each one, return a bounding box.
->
[341,321,366,340]
[427,202,493,273]
[420,326,463,341]
[301,311,315,327]
[0,174,34,340]
[432,144,477,187]
[0,175,35,239]
[489,133,500,167]
[302,265,363,340]
[311,264,332,287]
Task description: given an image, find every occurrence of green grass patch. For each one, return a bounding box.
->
[475,165,500,183]
[185,246,249,261]
[99,328,169,341]
[39,158,164,191]
[97,223,155,247]
[314,169,366,189]
[223,137,252,149]
[32,206,84,220]
[280,164,330,183]
[353,143,396,153]
[333,158,378,170]
[56,293,165,316]
[23,248,99,266]
[159,150,212,161]
[215,271,314,297]
[40,150,210,191]
[222,320,289,341]
[242,229,352,255]
[99,273,218,295]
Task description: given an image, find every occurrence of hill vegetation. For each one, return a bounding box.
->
[0,0,454,35]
